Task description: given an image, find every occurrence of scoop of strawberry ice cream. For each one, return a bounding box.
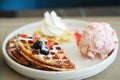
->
[78,22,118,59]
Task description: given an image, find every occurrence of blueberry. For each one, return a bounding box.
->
[33,40,49,55]
[33,41,43,49]
[40,46,49,55]
[40,50,49,55]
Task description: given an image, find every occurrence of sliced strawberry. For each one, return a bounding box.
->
[53,54,64,59]
[47,39,55,49]
[48,45,53,50]
[20,34,28,38]
[33,34,40,42]
[74,31,81,46]
[48,39,54,45]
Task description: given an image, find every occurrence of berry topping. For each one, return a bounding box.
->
[40,44,49,55]
[74,31,81,46]
[33,34,40,42]
[53,54,64,59]
[33,40,49,55]
[20,34,28,38]
[40,46,49,55]
[48,39,55,46]
[33,41,43,49]
[47,39,55,49]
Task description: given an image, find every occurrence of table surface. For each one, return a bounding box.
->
[0,17,120,80]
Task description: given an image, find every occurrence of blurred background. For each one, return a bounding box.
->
[0,0,120,17]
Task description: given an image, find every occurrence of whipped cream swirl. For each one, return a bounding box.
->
[41,11,66,36]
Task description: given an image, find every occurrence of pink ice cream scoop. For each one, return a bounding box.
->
[78,22,118,59]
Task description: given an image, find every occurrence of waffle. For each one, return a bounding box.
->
[6,35,30,65]
[7,34,75,71]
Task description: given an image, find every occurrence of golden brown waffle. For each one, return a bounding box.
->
[6,36,30,65]
[7,34,75,71]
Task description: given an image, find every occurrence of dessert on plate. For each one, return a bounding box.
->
[7,34,75,71]
[75,22,118,59]
[34,11,73,43]
[6,10,118,72]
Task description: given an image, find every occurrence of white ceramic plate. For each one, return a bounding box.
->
[2,19,118,80]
